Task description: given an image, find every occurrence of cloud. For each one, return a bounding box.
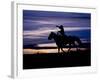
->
[23,26,90,39]
[64,27,90,31]
[23,10,91,45]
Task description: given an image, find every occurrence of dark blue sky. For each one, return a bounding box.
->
[23,10,91,45]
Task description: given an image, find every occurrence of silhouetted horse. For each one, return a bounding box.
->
[48,32,82,53]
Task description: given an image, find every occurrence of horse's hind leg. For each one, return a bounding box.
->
[68,47,71,53]
[67,43,71,53]
[61,48,66,53]
[76,43,80,51]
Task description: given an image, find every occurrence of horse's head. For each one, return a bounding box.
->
[48,32,55,40]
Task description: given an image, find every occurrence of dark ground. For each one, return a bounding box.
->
[23,48,91,69]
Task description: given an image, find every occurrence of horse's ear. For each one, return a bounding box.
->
[51,32,53,34]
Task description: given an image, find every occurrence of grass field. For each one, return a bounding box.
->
[23,46,91,69]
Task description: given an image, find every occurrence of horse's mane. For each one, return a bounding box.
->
[51,32,57,35]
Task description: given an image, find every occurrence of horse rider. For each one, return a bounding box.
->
[56,25,65,37]
[56,25,67,45]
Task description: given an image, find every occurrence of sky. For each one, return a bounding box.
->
[23,10,91,46]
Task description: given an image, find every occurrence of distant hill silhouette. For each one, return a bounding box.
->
[23,44,38,49]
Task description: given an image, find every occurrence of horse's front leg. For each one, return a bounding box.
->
[61,48,66,53]
[58,47,60,53]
